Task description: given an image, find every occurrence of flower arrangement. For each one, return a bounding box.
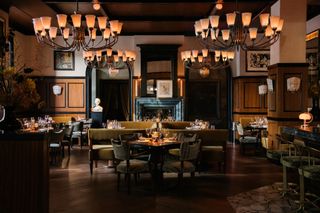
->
[0,66,41,111]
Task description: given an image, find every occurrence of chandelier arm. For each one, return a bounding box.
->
[250,34,280,49]
[86,36,118,51]
[37,36,75,51]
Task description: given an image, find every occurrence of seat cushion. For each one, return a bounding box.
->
[168,148,180,157]
[201,146,224,162]
[90,145,113,160]
[266,150,288,161]
[162,160,195,173]
[116,159,149,173]
[299,165,320,181]
[281,156,320,168]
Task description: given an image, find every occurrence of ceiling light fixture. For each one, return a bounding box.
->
[92,0,101,11]
[215,0,223,10]
[32,0,123,52]
[83,49,136,70]
[194,0,284,51]
[181,49,234,77]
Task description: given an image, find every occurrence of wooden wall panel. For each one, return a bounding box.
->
[49,82,66,108]
[68,83,84,108]
[268,63,308,119]
[243,82,260,109]
[34,77,86,116]
[233,77,267,114]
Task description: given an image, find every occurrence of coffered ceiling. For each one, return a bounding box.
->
[1,0,320,36]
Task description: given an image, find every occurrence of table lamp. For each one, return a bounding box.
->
[299,112,313,128]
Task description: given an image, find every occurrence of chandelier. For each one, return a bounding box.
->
[194,2,284,51]
[181,49,234,74]
[83,49,136,73]
[32,1,123,51]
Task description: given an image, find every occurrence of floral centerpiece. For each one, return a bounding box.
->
[0,66,41,130]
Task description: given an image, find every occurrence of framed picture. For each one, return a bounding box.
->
[54,51,75,70]
[246,50,270,72]
[156,80,172,98]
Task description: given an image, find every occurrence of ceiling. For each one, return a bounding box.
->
[1,0,320,36]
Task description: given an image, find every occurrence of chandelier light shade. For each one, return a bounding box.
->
[194,7,284,51]
[181,49,234,67]
[32,2,123,52]
[83,49,136,69]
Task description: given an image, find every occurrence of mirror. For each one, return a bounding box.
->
[138,44,179,97]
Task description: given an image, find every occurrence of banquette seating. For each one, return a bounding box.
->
[88,122,229,174]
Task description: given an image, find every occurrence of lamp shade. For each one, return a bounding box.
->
[52,85,62,95]
[287,77,301,92]
[258,85,268,95]
[299,112,313,128]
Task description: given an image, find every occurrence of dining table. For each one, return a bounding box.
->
[129,137,181,187]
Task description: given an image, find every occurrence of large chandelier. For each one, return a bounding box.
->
[181,49,234,78]
[32,1,123,51]
[194,2,284,51]
[83,49,136,72]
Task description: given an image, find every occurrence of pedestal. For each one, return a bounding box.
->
[91,111,103,128]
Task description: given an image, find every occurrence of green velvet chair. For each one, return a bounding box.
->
[162,139,201,185]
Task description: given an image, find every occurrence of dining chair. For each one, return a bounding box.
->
[235,122,260,155]
[162,139,201,185]
[71,121,87,149]
[168,132,198,158]
[61,125,74,157]
[49,129,65,164]
[111,139,150,194]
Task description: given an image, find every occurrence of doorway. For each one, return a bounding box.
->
[100,80,129,121]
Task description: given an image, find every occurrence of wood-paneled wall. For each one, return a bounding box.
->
[233,77,268,114]
[35,77,86,117]
[0,133,49,213]
[268,63,308,119]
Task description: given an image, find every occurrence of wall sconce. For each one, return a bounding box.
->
[299,112,313,129]
[258,84,268,95]
[266,78,273,92]
[287,77,301,92]
[52,85,62,96]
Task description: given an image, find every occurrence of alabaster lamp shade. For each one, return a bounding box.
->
[52,85,62,96]
[299,112,313,128]
[258,84,268,95]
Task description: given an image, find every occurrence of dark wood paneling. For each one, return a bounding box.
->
[34,77,86,115]
[233,77,267,114]
[268,63,308,119]
[0,133,49,213]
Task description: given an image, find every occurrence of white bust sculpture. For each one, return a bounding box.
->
[92,98,103,112]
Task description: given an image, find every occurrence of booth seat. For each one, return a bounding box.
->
[118,121,155,129]
[163,129,229,172]
[161,121,191,129]
[87,128,146,174]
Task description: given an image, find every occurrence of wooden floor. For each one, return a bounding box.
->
[49,143,283,213]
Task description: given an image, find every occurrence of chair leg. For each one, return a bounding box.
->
[134,173,138,185]
[117,172,120,192]
[191,172,195,178]
[127,173,131,194]
[282,166,288,196]
[299,172,305,211]
[95,161,98,168]
[68,145,71,156]
[90,160,93,175]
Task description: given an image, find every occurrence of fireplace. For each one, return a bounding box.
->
[135,97,184,121]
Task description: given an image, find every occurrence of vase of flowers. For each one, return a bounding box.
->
[0,66,41,132]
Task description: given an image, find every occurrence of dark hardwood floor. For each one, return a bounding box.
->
[49,143,283,213]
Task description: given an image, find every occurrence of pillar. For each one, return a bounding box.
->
[267,0,309,149]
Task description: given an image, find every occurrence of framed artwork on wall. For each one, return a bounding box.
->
[246,50,270,72]
[156,80,172,98]
[54,51,75,70]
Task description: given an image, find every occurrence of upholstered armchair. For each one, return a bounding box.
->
[162,139,201,185]
[111,139,150,194]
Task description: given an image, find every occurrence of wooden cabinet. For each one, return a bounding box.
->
[0,133,49,213]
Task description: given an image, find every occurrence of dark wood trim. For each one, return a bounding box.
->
[32,76,86,80]
[268,63,308,69]
[267,117,301,121]
[233,112,268,115]
[232,76,268,80]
